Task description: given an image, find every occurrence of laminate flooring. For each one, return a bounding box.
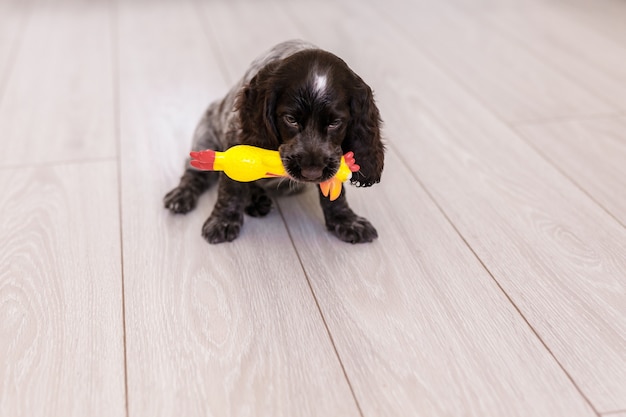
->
[1,0,625,416]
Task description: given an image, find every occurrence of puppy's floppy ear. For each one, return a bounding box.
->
[236,63,280,148]
[344,75,385,187]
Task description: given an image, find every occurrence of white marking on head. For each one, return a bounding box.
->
[313,73,327,95]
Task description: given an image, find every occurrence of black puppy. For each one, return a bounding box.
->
[164,40,384,244]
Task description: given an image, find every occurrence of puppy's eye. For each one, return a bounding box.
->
[328,119,342,130]
[283,115,299,127]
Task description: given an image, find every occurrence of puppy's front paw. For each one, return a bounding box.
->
[327,215,378,244]
[245,192,272,217]
[164,186,199,214]
[201,212,244,244]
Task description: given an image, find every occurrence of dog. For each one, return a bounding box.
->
[164,40,385,244]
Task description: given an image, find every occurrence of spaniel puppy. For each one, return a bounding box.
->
[164,40,385,244]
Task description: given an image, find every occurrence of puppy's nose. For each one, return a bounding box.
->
[301,166,324,181]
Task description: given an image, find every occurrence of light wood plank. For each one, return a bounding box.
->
[0,161,125,417]
[545,0,626,48]
[199,0,600,415]
[480,5,626,111]
[4,0,625,416]
[326,0,626,411]
[197,0,301,85]
[278,154,598,417]
[116,1,359,416]
[368,0,615,123]
[0,0,115,167]
[516,116,626,226]
[602,412,626,417]
[0,0,30,95]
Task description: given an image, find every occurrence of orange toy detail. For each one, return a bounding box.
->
[189,145,360,201]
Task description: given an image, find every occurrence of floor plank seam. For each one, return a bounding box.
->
[369,0,617,125]
[507,112,624,127]
[602,409,626,416]
[363,0,523,128]
[386,140,602,417]
[545,1,626,52]
[275,202,365,417]
[284,2,615,412]
[191,6,382,411]
[267,13,366,410]
[370,1,626,234]
[510,125,626,230]
[110,0,130,415]
[461,5,618,114]
[0,156,118,172]
[0,0,33,112]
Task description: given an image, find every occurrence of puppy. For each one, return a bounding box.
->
[164,40,385,244]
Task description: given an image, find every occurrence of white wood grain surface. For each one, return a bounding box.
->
[0,0,30,97]
[546,0,626,48]
[2,0,626,415]
[0,162,125,417]
[602,412,626,417]
[479,4,626,112]
[197,0,302,84]
[374,0,616,123]
[198,1,601,416]
[117,1,359,416]
[0,0,115,167]
[278,154,598,417]
[516,116,626,226]
[273,0,626,411]
[351,1,626,410]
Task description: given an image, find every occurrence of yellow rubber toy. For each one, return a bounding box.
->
[189,145,359,201]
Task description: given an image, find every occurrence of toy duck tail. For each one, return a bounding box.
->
[189,150,217,171]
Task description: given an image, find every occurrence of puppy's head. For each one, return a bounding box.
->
[237,49,384,186]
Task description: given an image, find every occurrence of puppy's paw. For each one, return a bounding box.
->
[164,186,199,214]
[327,215,378,244]
[245,192,272,217]
[201,212,244,244]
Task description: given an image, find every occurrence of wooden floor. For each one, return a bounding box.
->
[1,0,625,415]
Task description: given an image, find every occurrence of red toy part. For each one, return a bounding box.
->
[343,151,360,173]
[189,150,216,171]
